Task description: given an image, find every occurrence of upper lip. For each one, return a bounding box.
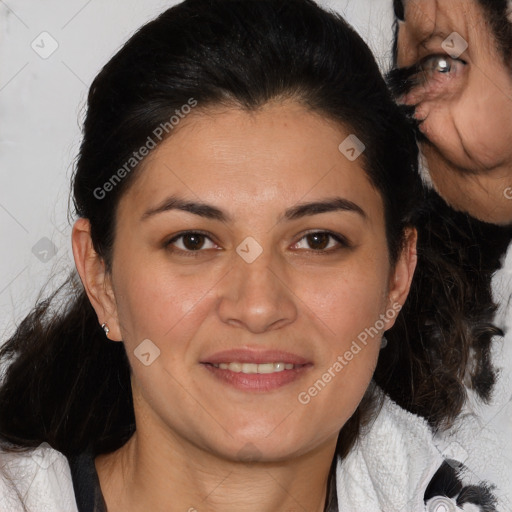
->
[201,348,311,365]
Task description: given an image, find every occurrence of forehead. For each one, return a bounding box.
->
[395,0,496,65]
[399,0,484,35]
[117,103,384,223]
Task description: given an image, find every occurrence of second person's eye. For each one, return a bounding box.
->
[418,54,465,81]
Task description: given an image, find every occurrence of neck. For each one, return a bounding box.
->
[95,401,336,512]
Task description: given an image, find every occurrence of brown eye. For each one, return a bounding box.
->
[293,231,348,252]
[166,232,218,253]
[181,233,206,250]
[306,233,330,250]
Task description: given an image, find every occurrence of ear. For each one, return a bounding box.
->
[385,227,417,330]
[71,218,122,341]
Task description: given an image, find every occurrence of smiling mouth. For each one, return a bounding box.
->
[202,360,313,392]
[208,362,306,374]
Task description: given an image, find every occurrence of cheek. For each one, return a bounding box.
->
[455,92,512,168]
[296,256,390,413]
[112,255,224,347]
[420,79,512,171]
[297,305,382,438]
[420,107,461,163]
[294,257,391,350]
[306,279,386,340]
[419,102,490,172]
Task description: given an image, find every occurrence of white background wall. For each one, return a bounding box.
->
[0,0,394,339]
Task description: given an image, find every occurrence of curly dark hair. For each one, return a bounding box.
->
[376,190,511,430]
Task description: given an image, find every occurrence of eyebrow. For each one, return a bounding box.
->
[141,196,229,222]
[280,197,367,222]
[140,195,367,222]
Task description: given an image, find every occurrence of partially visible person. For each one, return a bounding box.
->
[390,0,512,225]
[389,1,512,509]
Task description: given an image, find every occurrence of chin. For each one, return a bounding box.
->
[216,432,309,463]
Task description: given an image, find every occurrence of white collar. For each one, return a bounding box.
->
[335,391,445,512]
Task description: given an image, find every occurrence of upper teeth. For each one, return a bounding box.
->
[213,362,295,373]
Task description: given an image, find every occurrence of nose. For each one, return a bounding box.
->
[216,248,298,334]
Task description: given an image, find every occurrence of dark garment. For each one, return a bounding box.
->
[66,450,108,512]
[324,468,339,512]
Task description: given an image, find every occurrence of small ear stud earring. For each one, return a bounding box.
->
[380,336,388,350]
[101,323,110,336]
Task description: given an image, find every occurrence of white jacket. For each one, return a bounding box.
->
[336,390,499,511]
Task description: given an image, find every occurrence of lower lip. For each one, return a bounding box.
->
[201,363,312,392]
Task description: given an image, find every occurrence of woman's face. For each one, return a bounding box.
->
[395,0,512,224]
[87,102,415,463]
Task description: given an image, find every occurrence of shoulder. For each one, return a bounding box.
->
[0,443,78,512]
[335,392,500,512]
